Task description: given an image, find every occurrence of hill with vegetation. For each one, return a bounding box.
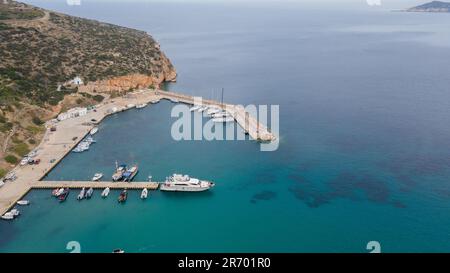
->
[0,1,176,176]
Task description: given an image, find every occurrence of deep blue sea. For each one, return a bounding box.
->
[2,0,450,252]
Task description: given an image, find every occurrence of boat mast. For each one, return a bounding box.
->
[221,87,224,106]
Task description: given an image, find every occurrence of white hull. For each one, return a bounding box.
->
[90,127,98,135]
[160,184,212,192]
[17,200,30,206]
[101,187,110,197]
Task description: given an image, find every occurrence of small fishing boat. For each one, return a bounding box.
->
[112,249,125,253]
[169,98,179,103]
[141,188,148,199]
[85,187,94,199]
[92,173,103,181]
[17,200,30,206]
[101,187,110,198]
[118,190,127,203]
[58,188,69,202]
[189,105,201,112]
[112,162,127,181]
[10,209,20,217]
[90,127,99,135]
[52,188,60,196]
[53,188,65,197]
[77,187,86,200]
[1,212,14,220]
[136,103,147,109]
[122,165,138,182]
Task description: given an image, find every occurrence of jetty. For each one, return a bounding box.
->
[0,88,276,216]
[33,181,159,190]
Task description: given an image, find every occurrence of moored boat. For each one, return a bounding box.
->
[136,103,147,109]
[10,209,20,217]
[77,187,86,200]
[122,165,138,182]
[90,127,99,135]
[118,190,127,203]
[58,188,69,202]
[92,173,103,181]
[112,162,127,181]
[160,174,215,192]
[17,200,30,206]
[189,105,201,112]
[198,106,208,113]
[206,107,221,116]
[85,187,94,199]
[112,249,125,253]
[141,188,148,199]
[1,212,14,220]
[101,187,110,198]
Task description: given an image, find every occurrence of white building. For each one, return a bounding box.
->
[69,76,84,86]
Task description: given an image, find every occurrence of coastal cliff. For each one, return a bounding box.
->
[0,1,176,175]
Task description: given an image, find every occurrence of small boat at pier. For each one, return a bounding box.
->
[10,209,20,217]
[90,127,99,135]
[160,174,215,192]
[112,162,127,181]
[58,188,69,202]
[118,190,127,203]
[122,165,138,182]
[141,188,148,199]
[1,212,14,220]
[85,187,94,199]
[52,188,65,197]
[101,187,110,198]
[136,103,147,109]
[17,200,30,206]
[92,173,103,181]
[77,188,86,200]
[113,249,125,253]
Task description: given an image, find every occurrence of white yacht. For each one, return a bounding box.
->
[92,173,103,181]
[1,212,14,220]
[10,209,20,217]
[90,127,99,135]
[17,200,30,206]
[141,188,148,199]
[77,187,86,200]
[101,187,110,198]
[160,174,215,192]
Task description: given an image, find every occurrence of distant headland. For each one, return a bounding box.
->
[406,1,450,12]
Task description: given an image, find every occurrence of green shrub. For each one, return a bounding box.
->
[13,142,30,157]
[93,94,104,102]
[28,138,36,145]
[4,154,18,164]
[32,116,43,125]
[0,168,7,178]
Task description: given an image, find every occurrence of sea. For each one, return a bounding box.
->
[2,0,450,252]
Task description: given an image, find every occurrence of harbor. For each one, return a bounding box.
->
[0,88,275,216]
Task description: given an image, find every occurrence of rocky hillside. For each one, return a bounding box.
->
[0,1,176,176]
[407,1,450,12]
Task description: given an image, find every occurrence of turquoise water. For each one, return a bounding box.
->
[2,1,450,252]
